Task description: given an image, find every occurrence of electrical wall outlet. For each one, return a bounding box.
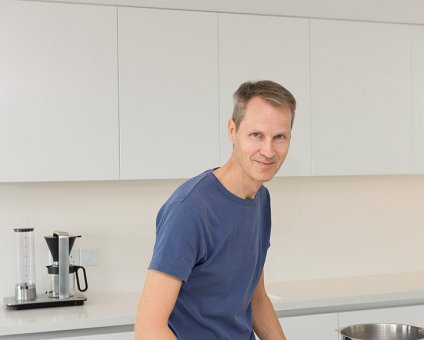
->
[70,247,80,265]
[80,247,97,266]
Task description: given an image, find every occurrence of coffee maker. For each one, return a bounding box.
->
[4,229,88,310]
[45,231,88,303]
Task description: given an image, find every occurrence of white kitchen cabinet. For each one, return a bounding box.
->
[218,14,311,176]
[279,313,338,340]
[0,1,119,182]
[339,305,424,328]
[412,26,424,173]
[1,329,134,340]
[49,332,134,339]
[310,19,412,175]
[118,8,219,179]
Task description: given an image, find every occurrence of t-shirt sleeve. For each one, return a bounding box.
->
[148,202,206,282]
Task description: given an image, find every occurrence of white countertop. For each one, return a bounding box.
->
[2,271,424,336]
[266,271,424,317]
[0,292,138,336]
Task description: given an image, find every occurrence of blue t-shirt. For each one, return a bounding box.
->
[149,169,271,340]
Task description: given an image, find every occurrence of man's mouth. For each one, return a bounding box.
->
[254,160,275,168]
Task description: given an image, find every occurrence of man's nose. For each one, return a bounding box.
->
[260,139,275,158]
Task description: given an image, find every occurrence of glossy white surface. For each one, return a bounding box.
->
[19,0,424,25]
[2,272,424,336]
[310,19,412,176]
[118,7,219,179]
[267,271,424,317]
[218,13,311,176]
[0,1,119,182]
[0,292,138,336]
[412,26,424,173]
[279,313,339,340]
[339,304,424,328]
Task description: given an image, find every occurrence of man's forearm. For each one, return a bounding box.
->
[252,294,286,340]
[134,324,177,340]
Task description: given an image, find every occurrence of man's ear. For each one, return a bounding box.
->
[228,119,236,144]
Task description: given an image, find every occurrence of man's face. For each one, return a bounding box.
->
[229,96,292,186]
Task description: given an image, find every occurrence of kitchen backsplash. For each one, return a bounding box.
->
[1,174,424,299]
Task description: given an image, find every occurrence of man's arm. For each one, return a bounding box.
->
[134,269,182,340]
[251,272,287,340]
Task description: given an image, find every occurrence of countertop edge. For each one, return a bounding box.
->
[273,291,424,317]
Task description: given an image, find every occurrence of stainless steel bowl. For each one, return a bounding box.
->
[338,323,424,340]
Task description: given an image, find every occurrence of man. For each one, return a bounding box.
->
[135,80,295,340]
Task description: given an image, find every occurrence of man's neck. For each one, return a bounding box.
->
[213,159,261,200]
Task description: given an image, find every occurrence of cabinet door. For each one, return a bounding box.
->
[339,305,424,328]
[412,26,424,173]
[50,332,134,339]
[310,19,412,175]
[279,313,338,340]
[218,14,311,176]
[118,8,219,179]
[0,1,119,182]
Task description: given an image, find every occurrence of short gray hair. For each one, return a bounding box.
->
[232,80,296,131]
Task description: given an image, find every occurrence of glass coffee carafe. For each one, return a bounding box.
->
[45,232,88,299]
[46,264,87,298]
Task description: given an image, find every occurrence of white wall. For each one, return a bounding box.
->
[1,174,424,299]
[265,175,424,281]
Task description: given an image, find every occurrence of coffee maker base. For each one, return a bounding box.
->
[3,293,87,310]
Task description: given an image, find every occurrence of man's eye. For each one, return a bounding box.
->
[275,134,286,141]
[251,133,261,138]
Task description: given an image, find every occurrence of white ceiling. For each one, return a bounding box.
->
[23,0,424,24]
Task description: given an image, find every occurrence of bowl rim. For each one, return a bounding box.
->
[337,323,424,340]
